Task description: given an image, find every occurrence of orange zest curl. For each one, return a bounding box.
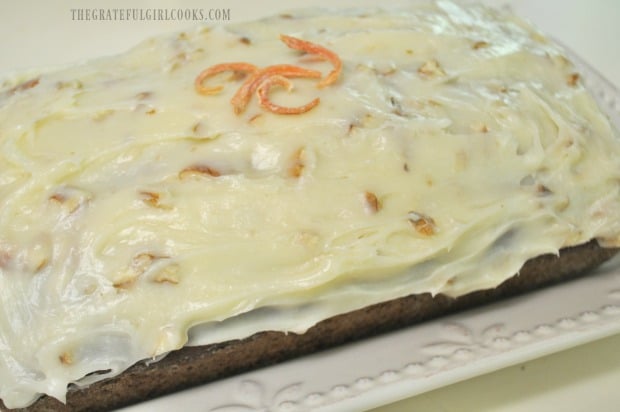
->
[279,34,342,88]
[194,35,341,116]
[257,75,320,115]
[232,65,322,114]
[194,62,259,95]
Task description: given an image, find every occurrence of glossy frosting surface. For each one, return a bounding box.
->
[1,1,620,407]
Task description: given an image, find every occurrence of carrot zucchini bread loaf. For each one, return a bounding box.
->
[1,1,620,410]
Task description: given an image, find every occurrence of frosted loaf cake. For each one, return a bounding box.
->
[1,1,620,409]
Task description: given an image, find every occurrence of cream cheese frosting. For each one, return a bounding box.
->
[2,1,620,407]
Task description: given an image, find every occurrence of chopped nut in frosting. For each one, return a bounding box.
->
[408,212,436,236]
[418,59,446,77]
[58,352,73,366]
[289,147,305,178]
[472,40,490,49]
[364,191,381,213]
[567,73,580,86]
[179,164,222,179]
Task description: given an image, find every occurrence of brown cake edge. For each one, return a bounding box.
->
[6,240,618,412]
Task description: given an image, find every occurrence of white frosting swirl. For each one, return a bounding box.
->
[1,2,620,407]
